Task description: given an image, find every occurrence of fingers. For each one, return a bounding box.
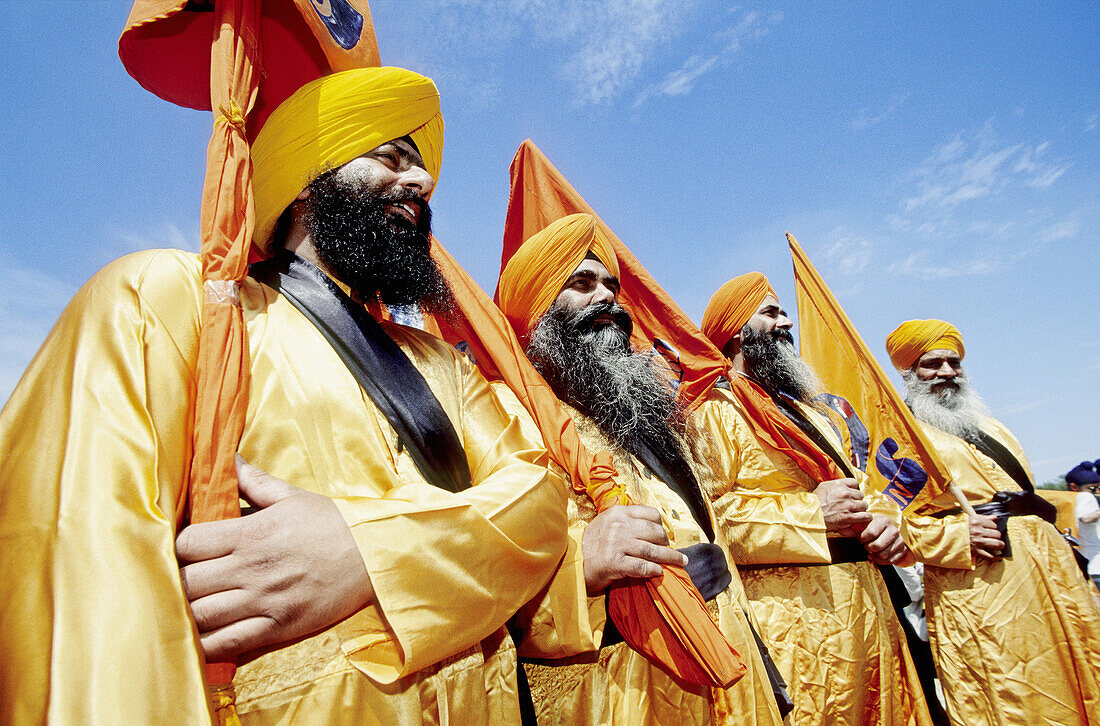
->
[835,510,874,530]
[189,588,257,634]
[235,455,297,509]
[179,557,239,601]
[199,615,277,662]
[176,519,242,564]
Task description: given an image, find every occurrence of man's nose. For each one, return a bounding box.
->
[590,283,617,305]
[936,361,957,378]
[397,164,435,198]
[776,313,794,330]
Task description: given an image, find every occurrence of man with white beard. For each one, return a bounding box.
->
[887,319,1100,726]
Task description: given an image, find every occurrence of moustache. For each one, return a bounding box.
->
[379,189,432,235]
[571,301,634,337]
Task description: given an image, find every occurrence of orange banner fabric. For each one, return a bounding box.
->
[499,140,728,411]
[788,233,951,512]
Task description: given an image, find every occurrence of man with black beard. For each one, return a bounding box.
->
[887,319,1100,726]
[697,273,933,726]
[0,67,567,724]
[497,215,785,725]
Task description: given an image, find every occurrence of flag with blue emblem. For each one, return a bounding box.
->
[788,233,951,513]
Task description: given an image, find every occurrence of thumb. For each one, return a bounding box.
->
[235,454,297,509]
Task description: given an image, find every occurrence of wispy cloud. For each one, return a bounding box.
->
[1086,114,1098,132]
[848,93,909,132]
[0,260,77,403]
[823,229,873,276]
[886,250,1001,280]
[633,9,781,108]
[110,221,198,255]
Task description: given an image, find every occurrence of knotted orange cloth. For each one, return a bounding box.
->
[494,212,746,688]
[496,213,618,342]
[885,319,966,371]
[700,272,778,353]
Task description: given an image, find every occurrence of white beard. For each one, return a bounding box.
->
[904,372,991,441]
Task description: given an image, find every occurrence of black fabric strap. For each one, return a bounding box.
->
[969,430,1034,493]
[629,438,715,542]
[250,251,472,494]
[775,395,857,478]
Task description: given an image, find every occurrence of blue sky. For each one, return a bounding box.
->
[1,1,1096,483]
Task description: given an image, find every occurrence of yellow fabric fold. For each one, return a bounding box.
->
[885,319,964,371]
[496,213,619,343]
[905,417,1100,725]
[695,387,933,725]
[250,66,444,249]
[0,249,566,725]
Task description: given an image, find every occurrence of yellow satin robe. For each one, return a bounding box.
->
[696,387,932,726]
[0,249,568,725]
[901,417,1100,725]
[498,393,784,726]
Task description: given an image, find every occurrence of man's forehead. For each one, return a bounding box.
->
[569,257,612,279]
[756,294,781,313]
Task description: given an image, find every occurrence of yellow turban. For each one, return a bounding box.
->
[497,213,620,343]
[885,319,965,371]
[251,66,444,250]
[700,272,778,353]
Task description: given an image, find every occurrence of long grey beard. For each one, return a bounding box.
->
[526,302,692,465]
[741,326,823,404]
[904,372,990,443]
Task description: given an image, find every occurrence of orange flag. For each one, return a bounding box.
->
[119,1,379,718]
[494,141,746,687]
[500,140,728,411]
[788,233,952,513]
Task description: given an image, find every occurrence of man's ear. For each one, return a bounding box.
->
[296,187,310,201]
[723,333,742,360]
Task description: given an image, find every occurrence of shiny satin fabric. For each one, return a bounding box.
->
[0,249,567,725]
[902,417,1100,725]
[696,387,933,726]
[498,389,783,725]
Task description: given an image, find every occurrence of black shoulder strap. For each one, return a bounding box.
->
[250,251,472,493]
[629,438,715,542]
[970,429,1034,493]
[775,395,858,479]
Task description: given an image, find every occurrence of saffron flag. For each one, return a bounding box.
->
[119,1,379,716]
[500,140,728,411]
[493,141,746,687]
[788,233,951,513]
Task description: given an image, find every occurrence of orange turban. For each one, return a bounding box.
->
[251,66,444,250]
[885,319,965,371]
[497,213,620,343]
[700,272,778,353]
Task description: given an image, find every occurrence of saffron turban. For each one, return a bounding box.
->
[700,272,778,353]
[497,213,619,343]
[251,66,444,249]
[885,319,965,371]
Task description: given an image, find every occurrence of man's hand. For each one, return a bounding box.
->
[813,478,873,536]
[859,515,915,566]
[177,456,373,661]
[581,504,689,594]
[969,513,1005,560]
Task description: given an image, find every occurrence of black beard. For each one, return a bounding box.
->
[526,301,692,468]
[740,325,820,404]
[305,169,454,315]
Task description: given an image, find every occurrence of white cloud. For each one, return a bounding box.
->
[0,260,78,403]
[824,230,873,276]
[111,221,198,255]
[1086,114,1098,132]
[632,9,780,108]
[886,250,1001,280]
[848,93,909,132]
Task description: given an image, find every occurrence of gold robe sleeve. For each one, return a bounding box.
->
[485,382,607,658]
[328,344,569,683]
[696,390,830,565]
[0,250,211,725]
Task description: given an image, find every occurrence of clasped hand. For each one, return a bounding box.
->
[815,478,913,565]
[581,504,688,594]
[176,455,373,661]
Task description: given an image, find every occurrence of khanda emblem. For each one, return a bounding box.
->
[308,0,364,50]
[875,438,928,508]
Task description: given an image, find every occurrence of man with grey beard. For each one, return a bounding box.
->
[887,319,1100,726]
[698,273,933,726]
[497,214,784,725]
